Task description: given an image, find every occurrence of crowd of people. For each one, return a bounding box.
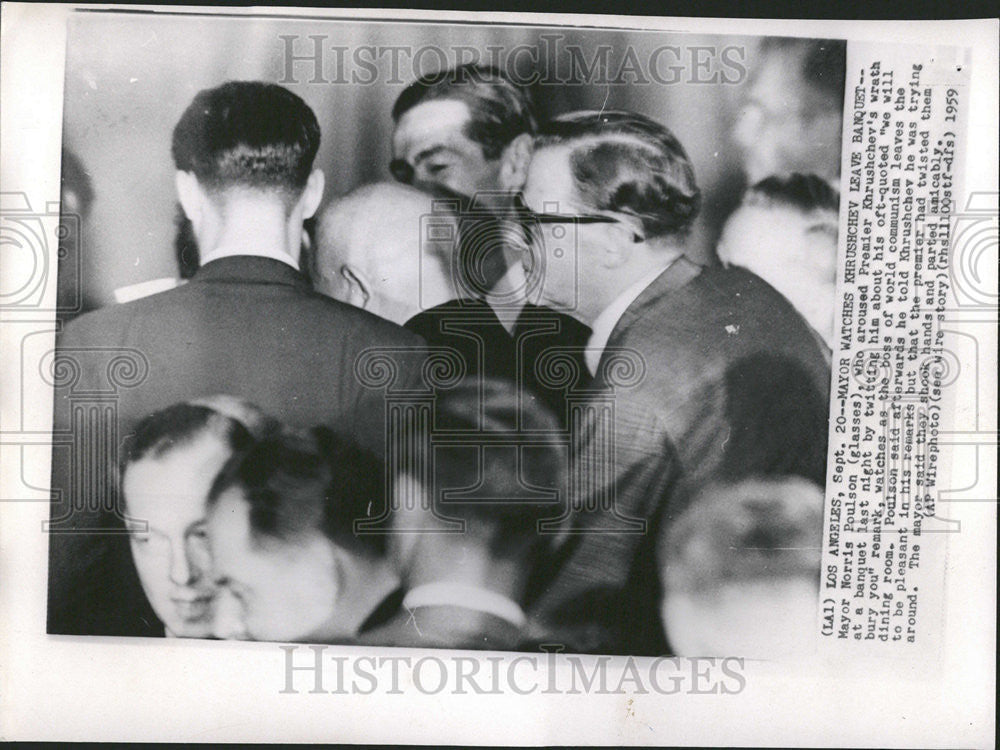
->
[49,37,845,658]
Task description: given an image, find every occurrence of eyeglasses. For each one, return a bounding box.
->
[511,198,644,243]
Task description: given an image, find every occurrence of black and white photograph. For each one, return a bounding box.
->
[1,4,996,746]
[45,10,843,657]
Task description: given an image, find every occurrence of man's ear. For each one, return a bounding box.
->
[299,169,326,219]
[600,222,639,269]
[498,133,534,192]
[340,264,371,309]
[175,171,204,227]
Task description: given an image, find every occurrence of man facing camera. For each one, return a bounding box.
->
[659,477,825,658]
[49,81,425,636]
[519,111,831,655]
[118,397,278,639]
[389,64,592,423]
[206,427,401,643]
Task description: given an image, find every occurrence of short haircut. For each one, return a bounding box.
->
[534,110,702,240]
[759,37,846,111]
[392,64,537,160]
[171,80,321,196]
[207,426,387,558]
[410,378,565,557]
[121,397,277,478]
[660,476,824,596]
[744,173,839,215]
[740,173,839,244]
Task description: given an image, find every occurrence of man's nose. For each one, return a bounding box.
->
[168,544,197,587]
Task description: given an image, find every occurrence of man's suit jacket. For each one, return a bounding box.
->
[404,297,516,384]
[356,603,524,651]
[525,258,831,655]
[405,298,592,430]
[511,302,593,429]
[48,255,427,636]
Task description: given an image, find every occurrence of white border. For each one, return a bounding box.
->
[1,4,996,744]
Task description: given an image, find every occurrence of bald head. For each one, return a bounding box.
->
[313,182,459,325]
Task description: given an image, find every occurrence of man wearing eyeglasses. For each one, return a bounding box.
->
[519,111,832,655]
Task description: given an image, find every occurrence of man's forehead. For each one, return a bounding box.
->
[523,145,579,202]
[392,99,473,155]
[208,488,251,541]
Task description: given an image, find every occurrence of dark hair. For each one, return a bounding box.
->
[743,173,839,215]
[122,398,276,477]
[759,38,846,111]
[171,80,320,196]
[410,378,565,558]
[534,110,702,240]
[661,476,824,595]
[207,426,387,558]
[392,64,536,161]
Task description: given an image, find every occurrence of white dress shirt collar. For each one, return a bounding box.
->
[199,244,299,271]
[585,261,678,375]
[402,582,527,629]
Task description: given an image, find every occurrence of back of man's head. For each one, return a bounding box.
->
[534,110,702,243]
[314,181,459,322]
[718,173,839,348]
[172,80,321,203]
[392,64,537,162]
[208,425,387,560]
[394,378,565,594]
[659,476,824,657]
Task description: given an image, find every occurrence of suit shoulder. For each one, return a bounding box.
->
[59,286,188,343]
[305,291,427,347]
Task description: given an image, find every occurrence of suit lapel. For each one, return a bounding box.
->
[594,256,702,382]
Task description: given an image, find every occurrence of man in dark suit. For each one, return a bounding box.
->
[313,181,517,385]
[48,81,426,636]
[389,64,593,426]
[518,111,831,655]
[357,379,566,651]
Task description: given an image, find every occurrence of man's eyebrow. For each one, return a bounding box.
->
[412,145,455,164]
